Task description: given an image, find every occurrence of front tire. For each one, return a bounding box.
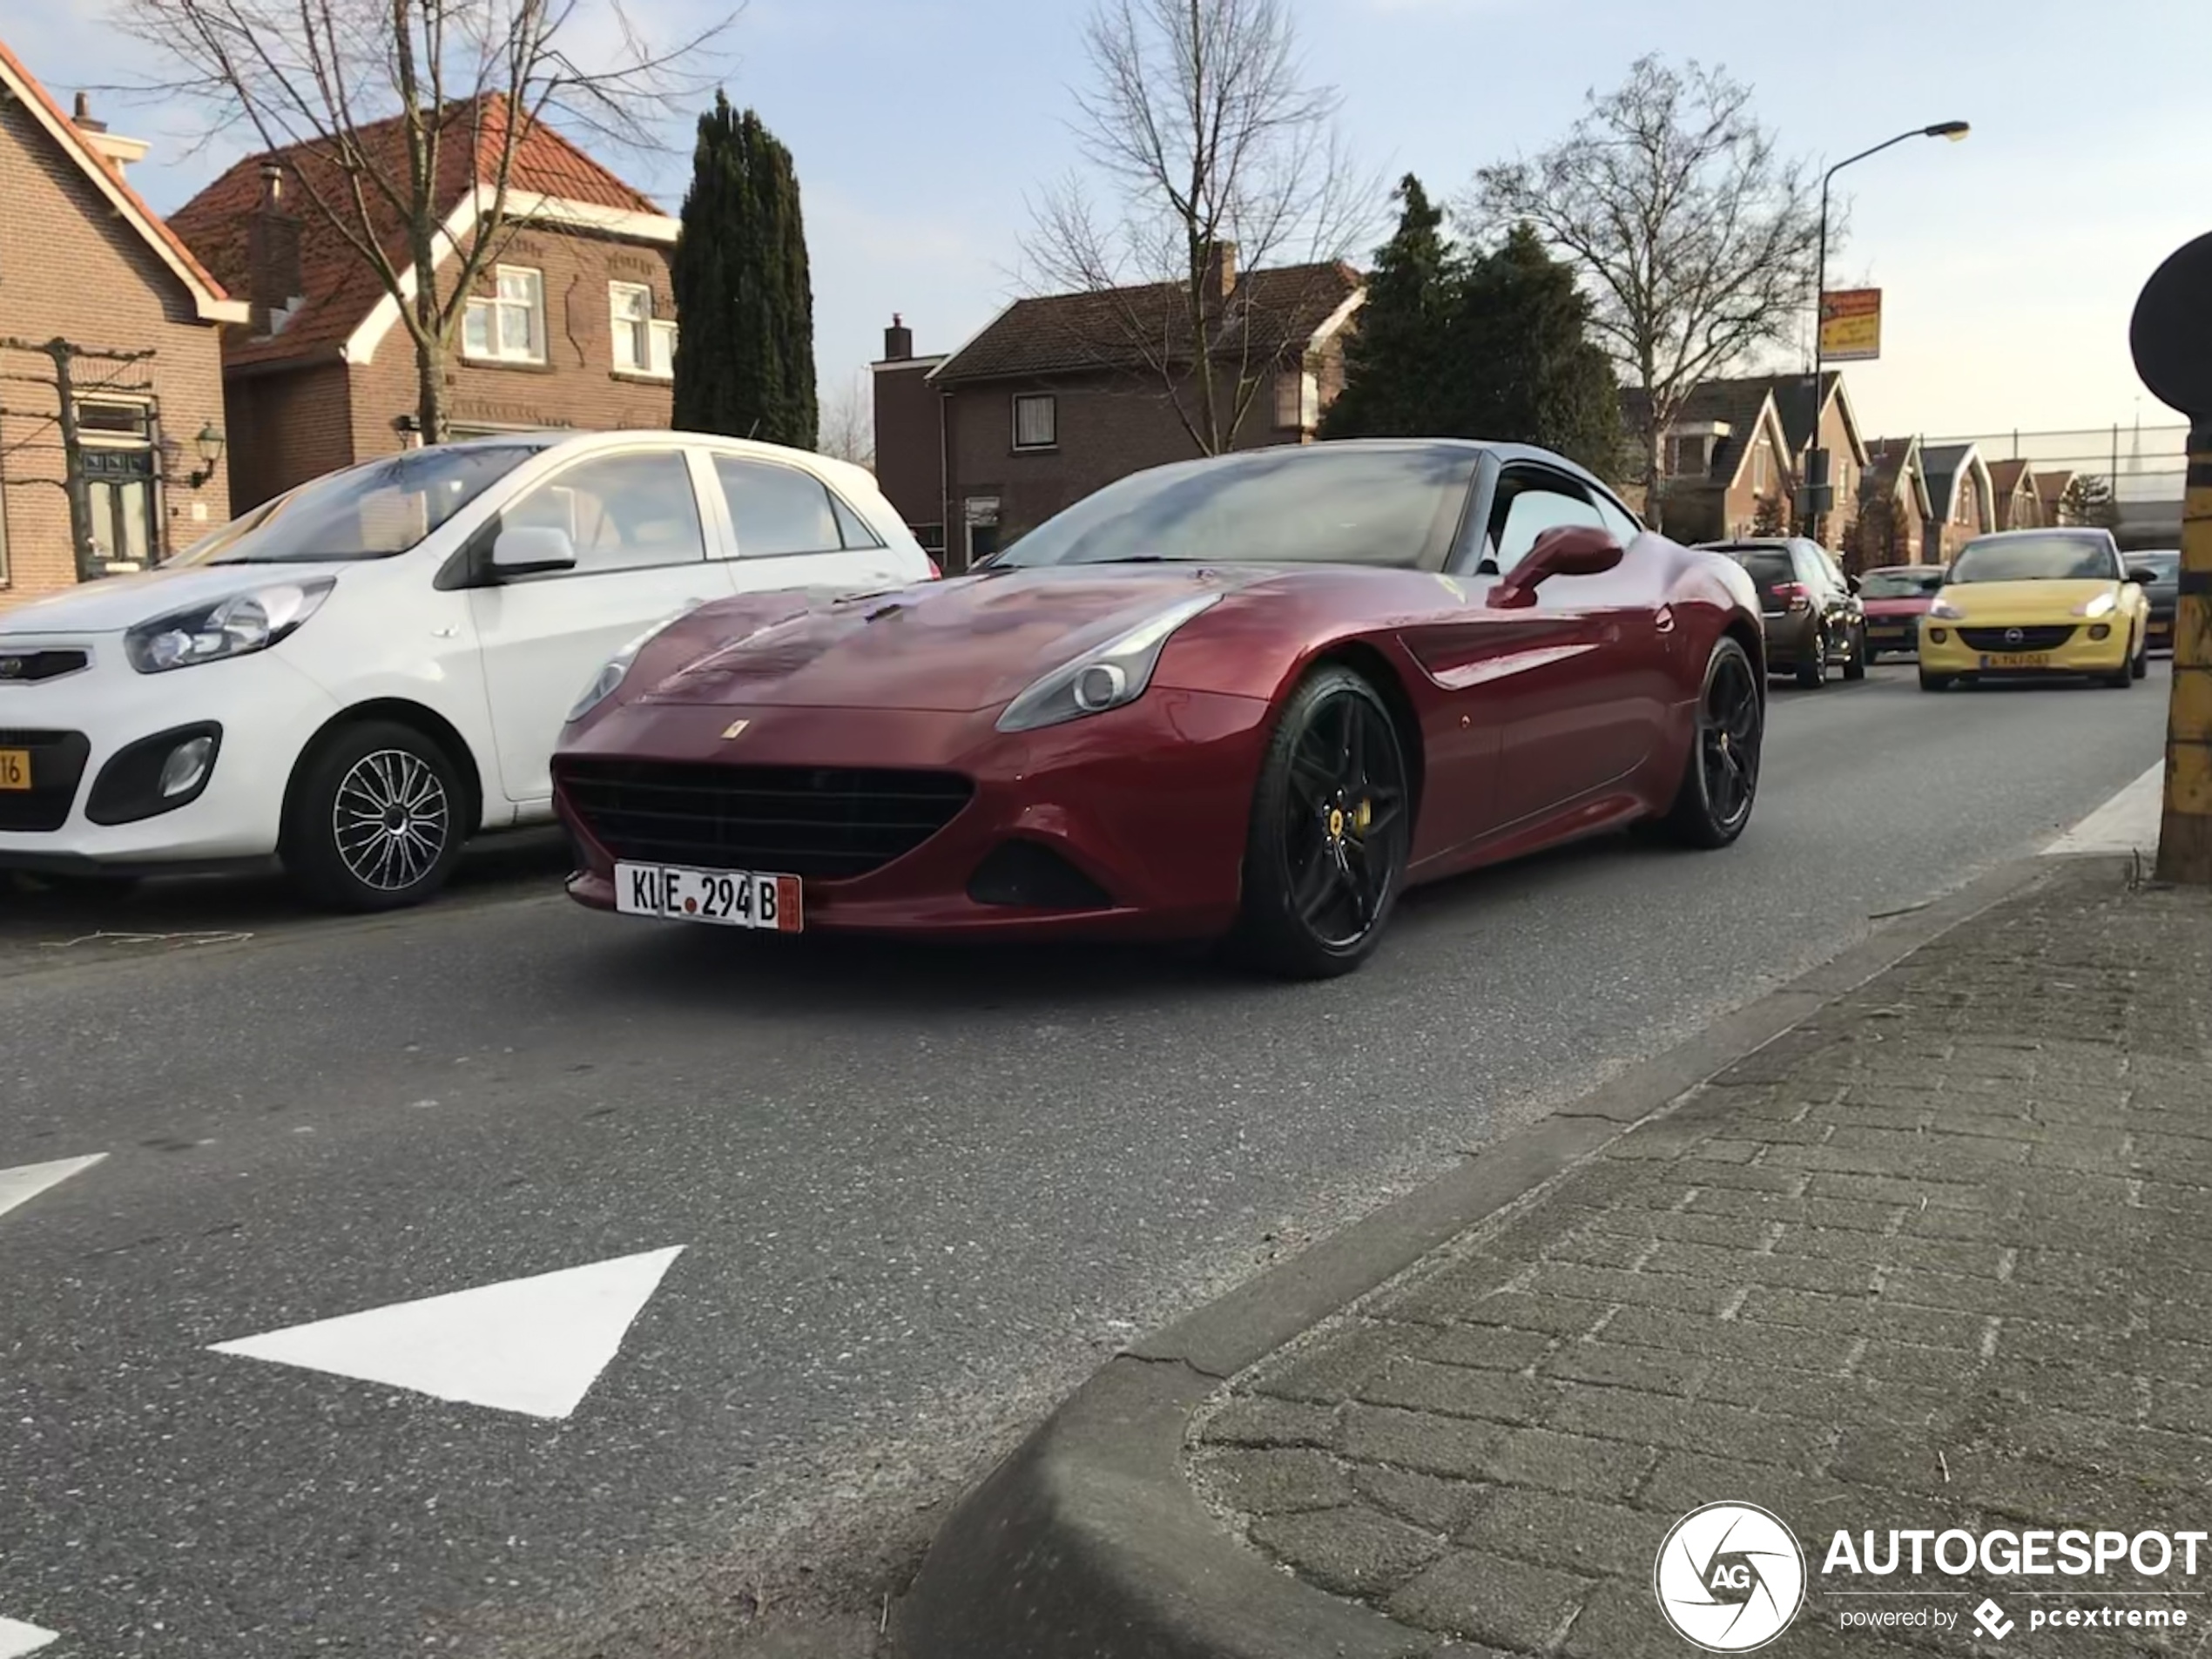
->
[1919,669,1953,692]
[1794,638,1825,689]
[1226,666,1412,980]
[283,721,466,913]
[2132,629,2149,679]
[1842,623,1868,682]
[1657,636,1762,849]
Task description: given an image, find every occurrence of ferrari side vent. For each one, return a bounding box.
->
[967,840,1114,911]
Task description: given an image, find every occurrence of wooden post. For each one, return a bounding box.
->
[2156,424,2212,883]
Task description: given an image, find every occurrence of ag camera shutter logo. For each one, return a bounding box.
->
[1654,1502,1807,1651]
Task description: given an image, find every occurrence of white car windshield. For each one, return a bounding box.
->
[172,444,545,566]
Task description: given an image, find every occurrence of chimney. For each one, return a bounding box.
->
[883,313,914,362]
[246,162,303,336]
[70,91,151,177]
[1203,240,1238,303]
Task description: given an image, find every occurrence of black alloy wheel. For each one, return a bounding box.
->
[1659,635,1763,849]
[1228,665,1412,979]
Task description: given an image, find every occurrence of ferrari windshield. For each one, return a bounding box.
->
[1859,569,1945,598]
[1948,534,2121,583]
[172,443,545,566]
[991,445,1480,571]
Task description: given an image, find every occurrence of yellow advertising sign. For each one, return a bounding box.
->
[1820,288,1881,362]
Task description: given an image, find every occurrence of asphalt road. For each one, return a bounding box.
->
[0,662,2172,1657]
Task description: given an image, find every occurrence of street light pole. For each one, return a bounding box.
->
[1805,120,1969,553]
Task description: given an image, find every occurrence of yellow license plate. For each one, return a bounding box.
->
[0,747,30,791]
[1980,652,2052,670]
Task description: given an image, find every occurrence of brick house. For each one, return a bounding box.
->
[1622,381,1796,543]
[1856,437,1936,566]
[872,249,1364,569]
[1986,458,2041,529]
[2032,469,2076,527]
[1919,442,1996,563]
[0,39,244,605]
[168,98,678,513]
[1624,372,1868,551]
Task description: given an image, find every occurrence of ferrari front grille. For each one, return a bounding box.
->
[556,759,974,880]
[1958,625,2074,652]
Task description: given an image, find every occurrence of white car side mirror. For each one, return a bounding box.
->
[490,525,578,577]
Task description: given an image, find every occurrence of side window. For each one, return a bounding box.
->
[502,450,704,574]
[1594,494,1641,548]
[714,456,873,557]
[1488,471,1605,572]
[1792,544,1829,590]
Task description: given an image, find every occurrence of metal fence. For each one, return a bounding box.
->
[1928,423,2187,547]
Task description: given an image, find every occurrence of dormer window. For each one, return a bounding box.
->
[1667,434,1710,476]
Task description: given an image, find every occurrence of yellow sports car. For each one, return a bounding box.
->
[1919,529,2154,691]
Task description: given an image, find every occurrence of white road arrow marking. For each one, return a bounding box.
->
[2047,762,2164,855]
[0,1615,58,1657]
[0,1154,106,1223]
[209,1245,685,1420]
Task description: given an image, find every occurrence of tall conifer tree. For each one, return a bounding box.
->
[671,95,818,447]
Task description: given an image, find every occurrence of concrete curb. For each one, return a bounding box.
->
[895,852,2079,1659]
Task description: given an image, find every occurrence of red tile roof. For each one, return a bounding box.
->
[0,36,234,310]
[933,262,1362,383]
[169,95,664,368]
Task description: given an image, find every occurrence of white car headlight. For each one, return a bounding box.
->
[2074,590,2118,618]
[1928,597,1966,621]
[124,578,334,673]
[996,592,1224,734]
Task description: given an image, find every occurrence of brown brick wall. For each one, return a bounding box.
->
[871,360,943,536]
[0,97,231,608]
[224,361,354,511]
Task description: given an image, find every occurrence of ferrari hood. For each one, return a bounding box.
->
[1937,579,2120,620]
[637,563,1272,712]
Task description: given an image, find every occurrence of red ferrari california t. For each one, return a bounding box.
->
[551,441,1766,977]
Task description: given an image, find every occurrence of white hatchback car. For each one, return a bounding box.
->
[0,431,934,909]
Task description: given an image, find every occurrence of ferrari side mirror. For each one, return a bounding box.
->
[1487,524,1623,609]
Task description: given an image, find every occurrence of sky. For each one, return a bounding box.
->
[14,0,2212,446]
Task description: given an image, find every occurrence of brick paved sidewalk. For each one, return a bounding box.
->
[1188,861,2212,1657]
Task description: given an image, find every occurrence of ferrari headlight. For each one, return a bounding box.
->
[996,592,1223,733]
[2074,591,2118,618]
[567,617,685,724]
[1927,598,1966,621]
[124,578,334,673]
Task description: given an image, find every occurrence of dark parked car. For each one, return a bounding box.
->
[2134,550,2180,652]
[1699,537,1866,687]
[1858,564,1947,662]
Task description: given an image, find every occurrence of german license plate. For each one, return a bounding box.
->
[0,748,30,791]
[614,862,803,931]
[1979,652,2052,670]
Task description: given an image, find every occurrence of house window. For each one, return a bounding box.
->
[1752,441,1769,494]
[1012,394,1056,451]
[1274,368,1304,429]
[610,281,678,378]
[463,266,546,364]
[1666,434,1708,476]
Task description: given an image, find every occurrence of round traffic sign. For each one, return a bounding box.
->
[2131,232,2212,417]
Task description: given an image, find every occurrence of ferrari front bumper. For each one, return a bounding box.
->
[552,687,1276,940]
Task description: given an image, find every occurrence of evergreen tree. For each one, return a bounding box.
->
[671,94,818,447]
[1319,175,1454,439]
[1447,224,1622,475]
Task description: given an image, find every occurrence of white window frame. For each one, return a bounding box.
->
[1012,394,1056,452]
[1752,440,1769,494]
[463,266,546,366]
[610,280,678,379]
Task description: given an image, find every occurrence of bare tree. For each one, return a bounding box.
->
[1471,57,1820,528]
[2,336,159,578]
[1023,0,1373,455]
[816,371,873,471]
[118,0,728,441]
